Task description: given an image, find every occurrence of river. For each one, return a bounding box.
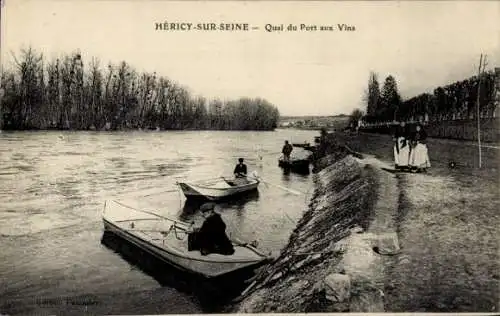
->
[0,129,318,315]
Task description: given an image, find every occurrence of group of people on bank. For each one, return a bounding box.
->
[392,122,431,172]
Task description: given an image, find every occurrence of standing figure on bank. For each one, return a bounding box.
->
[393,122,410,170]
[408,124,431,172]
[282,140,293,163]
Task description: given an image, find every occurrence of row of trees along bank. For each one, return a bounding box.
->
[0,47,280,131]
[346,69,498,128]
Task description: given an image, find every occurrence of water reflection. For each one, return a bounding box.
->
[0,129,319,314]
[279,163,311,176]
[100,230,259,312]
[218,190,260,208]
[178,199,206,219]
[282,169,292,179]
[282,167,291,176]
[177,190,260,223]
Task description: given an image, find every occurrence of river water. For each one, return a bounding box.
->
[0,129,318,315]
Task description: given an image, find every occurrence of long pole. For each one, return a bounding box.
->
[475,54,483,168]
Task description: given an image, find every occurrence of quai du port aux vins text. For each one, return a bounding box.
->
[154,22,356,32]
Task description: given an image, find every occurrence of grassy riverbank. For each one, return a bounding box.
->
[337,131,499,312]
[385,170,499,312]
[232,136,383,312]
[233,156,379,312]
[233,131,498,312]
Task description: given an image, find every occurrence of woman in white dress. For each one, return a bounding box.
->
[393,122,410,170]
[408,124,431,172]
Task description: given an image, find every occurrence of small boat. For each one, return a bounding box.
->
[278,157,310,174]
[292,142,311,148]
[102,200,270,278]
[292,142,316,152]
[303,145,316,152]
[177,177,260,201]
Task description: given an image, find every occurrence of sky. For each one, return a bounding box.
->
[1,0,499,116]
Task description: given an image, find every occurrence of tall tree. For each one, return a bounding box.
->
[11,47,44,128]
[85,57,103,129]
[348,108,364,129]
[1,47,281,131]
[379,75,402,121]
[366,71,380,118]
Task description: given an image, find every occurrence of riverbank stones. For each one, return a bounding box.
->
[374,232,400,255]
[324,273,351,302]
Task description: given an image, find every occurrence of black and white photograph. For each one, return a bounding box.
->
[0,0,499,314]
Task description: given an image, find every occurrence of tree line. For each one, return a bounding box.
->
[349,69,497,125]
[0,47,280,131]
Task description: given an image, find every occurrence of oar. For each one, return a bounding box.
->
[247,173,302,196]
[110,200,193,228]
[260,179,302,195]
[139,175,225,198]
[141,188,180,197]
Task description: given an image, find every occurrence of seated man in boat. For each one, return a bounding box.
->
[231,158,250,186]
[187,203,235,256]
[282,140,293,163]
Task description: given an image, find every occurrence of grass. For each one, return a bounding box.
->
[235,131,498,313]
[233,155,379,313]
[387,170,499,312]
[336,132,499,173]
[335,131,499,312]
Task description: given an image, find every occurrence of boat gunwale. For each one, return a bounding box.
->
[103,220,202,277]
[178,179,260,191]
[102,218,268,264]
[103,221,268,278]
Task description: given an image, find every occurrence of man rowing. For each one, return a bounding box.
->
[187,202,235,256]
[234,157,247,177]
[231,158,250,185]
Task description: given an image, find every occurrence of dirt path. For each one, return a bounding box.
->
[339,156,401,312]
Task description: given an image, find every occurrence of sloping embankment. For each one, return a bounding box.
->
[232,136,403,313]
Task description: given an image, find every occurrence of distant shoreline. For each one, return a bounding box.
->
[0,127,279,133]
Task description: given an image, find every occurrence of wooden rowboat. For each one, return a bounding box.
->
[292,142,311,148]
[278,157,311,174]
[292,142,316,152]
[177,177,259,201]
[102,199,270,278]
